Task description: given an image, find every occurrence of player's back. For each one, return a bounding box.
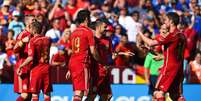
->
[30,35,51,66]
[69,26,94,63]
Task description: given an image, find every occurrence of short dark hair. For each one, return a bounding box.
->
[8,29,14,36]
[166,12,180,26]
[30,21,42,34]
[89,19,106,30]
[95,19,105,27]
[75,9,90,24]
[89,21,96,30]
[132,11,140,16]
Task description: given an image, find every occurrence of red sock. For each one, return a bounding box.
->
[73,95,82,101]
[73,99,81,101]
[32,96,38,101]
[156,97,165,101]
[45,97,51,101]
[178,96,186,101]
[16,96,25,101]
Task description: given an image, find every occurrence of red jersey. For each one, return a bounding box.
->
[51,53,69,65]
[28,35,51,67]
[95,36,112,64]
[69,25,95,65]
[155,28,186,92]
[115,43,132,67]
[5,39,15,57]
[58,39,70,50]
[65,5,78,20]
[13,30,31,93]
[14,30,32,74]
[68,25,94,93]
[14,30,31,59]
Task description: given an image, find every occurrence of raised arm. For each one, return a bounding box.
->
[138,31,159,46]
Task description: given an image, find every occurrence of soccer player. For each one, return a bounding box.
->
[66,10,108,101]
[86,20,113,101]
[138,12,186,101]
[13,15,35,101]
[17,21,52,101]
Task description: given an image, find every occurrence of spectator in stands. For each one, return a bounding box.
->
[5,29,15,65]
[8,10,25,39]
[101,1,112,19]
[51,45,68,67]
[176,0,190,11]
[48,0,71,31]
[144,45,164,96]
[111,24,123,49]
[146,14,159,37]
[131,10,142,40]
[190,2,201,38]
[135,29,152,65]
[132,0,147,22]
[39,0,51,15]
[65,0,79,21]
[0,0,12,35]
[115,35,134,68]
[0,25,7,47]
[76,0,90,9]
[45,18,61,63]
[118,8,138,43]
[0,44,11,83]
[35,12,50,35]
[58,28,71,50]
[189,51,201,83]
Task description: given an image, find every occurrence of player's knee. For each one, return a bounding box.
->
[44,95,51,101]
[153,90,164,98]
[44,92,51,98]
[74,90,84,97]
[107,94,112,100]
[153,90,165,101]
[32,94,39,101]
[21,93,29,99]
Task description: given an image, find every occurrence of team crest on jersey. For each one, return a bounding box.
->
[23,84,27,90]
[31,87,34,91]
[28,49,32,55]
[160,85,164,89]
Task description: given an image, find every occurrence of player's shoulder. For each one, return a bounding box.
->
[17,30,30,39]
[79,26,93,34]
[101,36,111,42]
[30,35,44,43]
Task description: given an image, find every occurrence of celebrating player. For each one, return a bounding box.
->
[138,12,186,101]
[66,9,108,101]
[17,21,52,101]
[13,15,35,101]
[87,20,113,101]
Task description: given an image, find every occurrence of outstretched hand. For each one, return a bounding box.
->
[17,66,22,76]
[65,71,71,80]
[124,51,135,56]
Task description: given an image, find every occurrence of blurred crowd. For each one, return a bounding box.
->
[0,0,201,84]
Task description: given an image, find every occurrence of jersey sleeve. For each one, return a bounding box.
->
[155,34,176,45]
[68,35,72,49]
[87,30,95,46]
[28,39,35,58]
